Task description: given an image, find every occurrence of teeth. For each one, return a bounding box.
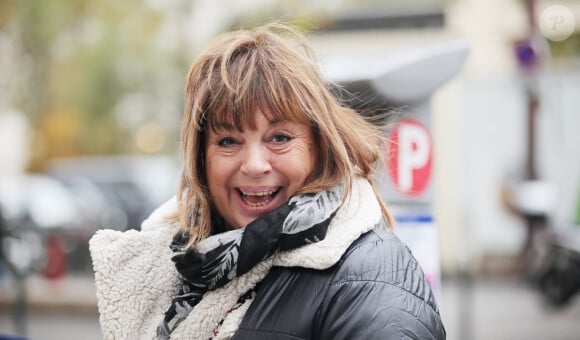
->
[243,199,271,207]
[240,188,279,207]
[241,189,278,196]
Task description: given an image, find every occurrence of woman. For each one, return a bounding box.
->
[90,23,445,339]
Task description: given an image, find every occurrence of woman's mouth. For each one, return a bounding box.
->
[238,188,281,207]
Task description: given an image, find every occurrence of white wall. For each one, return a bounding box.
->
[539,69,580,229]
[0,111,30,176]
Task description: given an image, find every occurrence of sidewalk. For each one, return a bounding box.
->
[440,274,580,340]
[0,274,97,313]
[1,273,580,340]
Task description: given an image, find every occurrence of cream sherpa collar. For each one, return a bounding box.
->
[90,177,382,339]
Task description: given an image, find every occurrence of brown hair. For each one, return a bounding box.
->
[176,23,393,246]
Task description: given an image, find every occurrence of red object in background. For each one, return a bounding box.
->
[43,234,67,280]
[386,118,433,197]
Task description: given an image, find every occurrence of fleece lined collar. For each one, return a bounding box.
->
[90,177,382,339]
[141,177,382,270]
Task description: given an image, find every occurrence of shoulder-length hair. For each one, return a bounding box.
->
[176,23,393,246]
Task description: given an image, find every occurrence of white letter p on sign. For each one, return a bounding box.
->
[398,123,430,192]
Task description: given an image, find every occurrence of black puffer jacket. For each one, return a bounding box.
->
[233,224,446,339]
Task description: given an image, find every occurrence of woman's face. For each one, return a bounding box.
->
[205,109,317,229]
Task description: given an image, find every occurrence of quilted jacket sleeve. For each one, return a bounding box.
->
[315,227,446,340]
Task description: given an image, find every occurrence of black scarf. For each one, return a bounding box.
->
[157,184,344,339]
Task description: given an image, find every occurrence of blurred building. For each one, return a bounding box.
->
[439,0,580,274]
[302,0,580,276]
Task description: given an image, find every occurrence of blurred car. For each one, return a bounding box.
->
[0,174,89,277]
[0,155,180,279]
[47,155,180,230]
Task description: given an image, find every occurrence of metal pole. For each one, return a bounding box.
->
[0,210,28,337]
[524,0,538,182]
[519,0,552,279]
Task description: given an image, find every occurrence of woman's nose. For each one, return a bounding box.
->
[240,145,272,176]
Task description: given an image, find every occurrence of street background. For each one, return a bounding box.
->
[1,0,580,339]
[1,274,580,340]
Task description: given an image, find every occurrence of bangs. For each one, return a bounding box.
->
[202,38,316,132]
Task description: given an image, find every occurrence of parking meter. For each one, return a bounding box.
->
[322,41,468,292]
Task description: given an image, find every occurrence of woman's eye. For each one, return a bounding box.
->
[272,134,291,144]
[217,137,237,147]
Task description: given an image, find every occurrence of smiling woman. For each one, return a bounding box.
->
[89,23,446,340]
[205,110,317,230]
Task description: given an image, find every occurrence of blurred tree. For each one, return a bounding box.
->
[549,33,580,60]
[2,0,186,170]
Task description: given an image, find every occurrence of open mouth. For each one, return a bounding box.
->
[238,188,281,207]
